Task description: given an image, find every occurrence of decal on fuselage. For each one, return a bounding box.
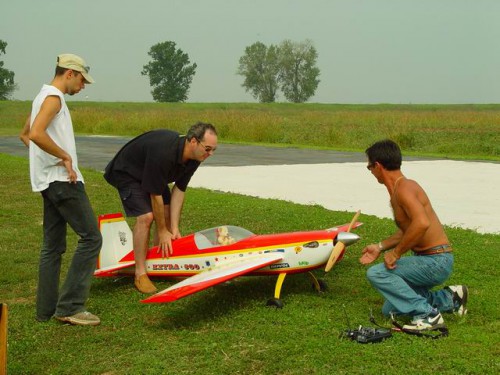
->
[270,263,290,269]
[152,263,201,271]
[152,264,180,271]
[118,231,127,246]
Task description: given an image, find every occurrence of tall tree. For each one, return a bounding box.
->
[0,40,16,100]
[141,41,197,102]
[278,39,320,103]
[237,42,280,103]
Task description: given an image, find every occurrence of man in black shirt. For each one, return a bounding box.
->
[104,122,218,293]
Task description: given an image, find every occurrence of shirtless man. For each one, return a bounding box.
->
[360,139,467,331]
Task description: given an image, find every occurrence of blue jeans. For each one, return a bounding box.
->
[366,253,454,319]
[37,182,102,321]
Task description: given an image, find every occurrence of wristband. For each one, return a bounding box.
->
[378,242,384,251]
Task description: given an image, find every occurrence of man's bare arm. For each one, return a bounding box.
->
[20,116,31,147]
[150,194,173,256]
[359,230,403,265]
[169,186,185,239]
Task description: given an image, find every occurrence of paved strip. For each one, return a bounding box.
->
[0,135,437,170]
[189,161,500,234]
[1,135,498,234]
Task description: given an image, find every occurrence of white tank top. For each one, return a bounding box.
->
[29,84,84,192]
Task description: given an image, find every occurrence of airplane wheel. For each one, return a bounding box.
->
[312,279,328,293]
[315,279,328,292]
[266,298,284,309]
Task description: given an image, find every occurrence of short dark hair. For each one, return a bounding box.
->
[54,66,81,78]
[365,139,402,171]
[186,122,217,141]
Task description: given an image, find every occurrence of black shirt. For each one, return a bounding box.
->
[104,129,200,195]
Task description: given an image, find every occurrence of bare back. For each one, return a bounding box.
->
[391,178,449,251]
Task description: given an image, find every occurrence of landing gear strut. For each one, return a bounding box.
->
[266,272,328,308]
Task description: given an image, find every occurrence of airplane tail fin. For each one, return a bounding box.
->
[95,213,136,277]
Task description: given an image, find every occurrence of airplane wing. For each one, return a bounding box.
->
[141,253,284,303]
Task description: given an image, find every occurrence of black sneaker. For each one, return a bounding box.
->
[447,285,468,316]
[402,311,445,331]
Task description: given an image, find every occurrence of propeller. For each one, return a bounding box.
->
[324,210,361,272]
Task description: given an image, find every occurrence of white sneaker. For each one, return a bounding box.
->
[55,311,101,326]
[402,312,445,331]
[447,285,468,316]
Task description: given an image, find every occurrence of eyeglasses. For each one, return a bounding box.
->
[197,139,216,153]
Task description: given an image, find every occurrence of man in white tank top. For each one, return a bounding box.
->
[19,54,102,326]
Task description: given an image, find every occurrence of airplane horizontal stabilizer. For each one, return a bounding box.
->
[94,260,136,277]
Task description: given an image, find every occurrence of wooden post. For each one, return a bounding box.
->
[0,303,7,375]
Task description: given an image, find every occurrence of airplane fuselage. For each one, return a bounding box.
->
[114,230,340,278]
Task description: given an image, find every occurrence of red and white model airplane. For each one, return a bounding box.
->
[95,211,362,307]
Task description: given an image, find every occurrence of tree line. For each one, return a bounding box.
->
[0,39,320,103]
[237,40,320,103]
[0,40,16,100]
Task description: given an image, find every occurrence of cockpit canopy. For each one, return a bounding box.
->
[194,225,255,249]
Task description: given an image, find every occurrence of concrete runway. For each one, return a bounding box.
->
[1,135,499,234]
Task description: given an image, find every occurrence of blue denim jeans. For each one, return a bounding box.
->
[37,182,102,321]
[366,253,454,319]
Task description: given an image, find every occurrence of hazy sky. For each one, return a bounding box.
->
[1,0,499,103]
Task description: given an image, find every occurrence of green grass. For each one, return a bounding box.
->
[1,154,499,374]
[1,101,499,160]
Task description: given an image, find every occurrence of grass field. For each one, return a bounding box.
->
[0,152,499,374]
[0,102,499,374]
[1,101,499,160]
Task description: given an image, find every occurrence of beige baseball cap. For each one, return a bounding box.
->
[57,54,95,84]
